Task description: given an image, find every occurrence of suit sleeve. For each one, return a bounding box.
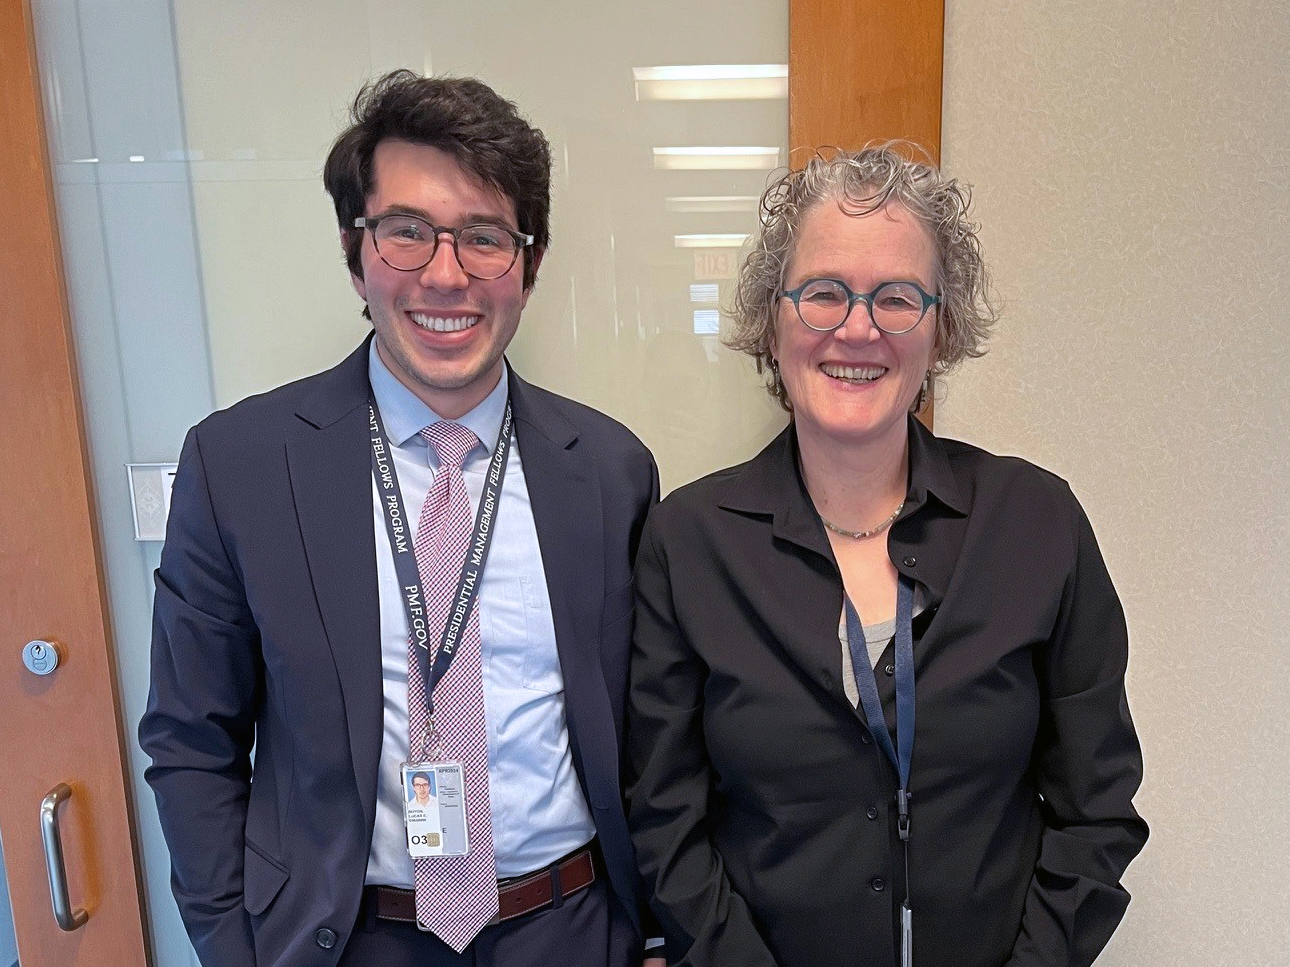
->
[1005,489,1149,967]
[626,515,779,967]
[634,456,668,951]
[138,427,261,967]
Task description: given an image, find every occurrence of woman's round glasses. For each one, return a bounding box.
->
[780,278,941,334]
[354,214,534,280]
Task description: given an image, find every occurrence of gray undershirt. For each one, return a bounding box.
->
[838,589,926,708]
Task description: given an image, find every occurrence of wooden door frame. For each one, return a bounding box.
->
[0,0,151,964]
[790,0,944,160]
[789,0,944,425]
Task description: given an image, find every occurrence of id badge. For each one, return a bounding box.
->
[901,901,913,967]
[401,762,470,858]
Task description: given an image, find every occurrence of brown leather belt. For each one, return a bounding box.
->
[371,844,596,927]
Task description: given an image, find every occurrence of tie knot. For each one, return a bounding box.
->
[421,421,480,469]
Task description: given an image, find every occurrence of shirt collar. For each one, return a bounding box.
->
[367,341,509,456]
[905,415,968,517]
[715,416,969,606]
[718,415,966,520]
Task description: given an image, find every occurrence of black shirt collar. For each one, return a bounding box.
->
[716,415,969,603]
[719,416,966,516]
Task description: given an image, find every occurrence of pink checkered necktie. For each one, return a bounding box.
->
[409,421,498,950]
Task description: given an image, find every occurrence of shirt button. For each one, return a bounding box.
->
[860,732,872,745]
[871,877,886,892]
[315,928,337,949]
[867,806,879,820]
[884,663,895,677]
[902,556,917,568]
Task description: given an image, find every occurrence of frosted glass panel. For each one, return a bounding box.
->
[33,2,785,964]
[170,0,790,491]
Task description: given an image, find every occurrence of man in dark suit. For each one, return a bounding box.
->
[139,70,663,967]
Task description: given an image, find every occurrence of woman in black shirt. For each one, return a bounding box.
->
[626,145,1147,967]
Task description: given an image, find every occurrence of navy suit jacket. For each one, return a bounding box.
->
[140,337,659,967]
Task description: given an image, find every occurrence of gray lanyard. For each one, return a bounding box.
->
[368,398,512,715]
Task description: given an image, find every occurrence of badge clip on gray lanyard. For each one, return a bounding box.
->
[369,398,512,751]
[845,574,916,967]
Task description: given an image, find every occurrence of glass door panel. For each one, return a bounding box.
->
[33,1,787,963]
[0,834,18,966]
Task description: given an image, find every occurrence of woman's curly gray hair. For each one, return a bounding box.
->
[726,143,996,410]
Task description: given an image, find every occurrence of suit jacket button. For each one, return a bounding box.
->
[315,927,337,949]
[867,806,879,820]
[860,732,872,745]
[902,556,917,567]
[871,877,886,892]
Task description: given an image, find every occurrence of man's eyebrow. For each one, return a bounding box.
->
[369,204,434,222]
[459,213,518,230]
[368,206,517,230]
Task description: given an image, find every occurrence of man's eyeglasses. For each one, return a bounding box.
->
[354,214,534,280]
[780,278,941,335]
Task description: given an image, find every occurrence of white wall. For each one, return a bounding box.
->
[940,0,1290,962]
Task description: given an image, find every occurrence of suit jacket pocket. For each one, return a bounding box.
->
[244,839,290,916]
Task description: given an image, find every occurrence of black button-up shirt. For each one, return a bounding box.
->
[627,417,1147,967]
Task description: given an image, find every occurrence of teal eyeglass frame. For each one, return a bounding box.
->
[780,278,941,334]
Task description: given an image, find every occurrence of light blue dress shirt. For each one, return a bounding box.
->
[364,345,596,885]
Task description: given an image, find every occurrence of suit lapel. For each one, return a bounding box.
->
[285,337,383,833]
[506,370,616,809]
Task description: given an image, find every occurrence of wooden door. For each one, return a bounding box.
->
[0,0,151,964]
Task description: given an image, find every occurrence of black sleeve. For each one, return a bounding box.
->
[1005,488,1149,967]
[625,514,779,967]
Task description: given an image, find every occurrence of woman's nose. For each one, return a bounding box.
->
[833,304,881,344]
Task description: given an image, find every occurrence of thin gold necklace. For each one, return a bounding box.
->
[818,500,905,540]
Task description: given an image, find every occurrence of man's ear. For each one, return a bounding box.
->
[342,230,367,301]
[520,246,546,307]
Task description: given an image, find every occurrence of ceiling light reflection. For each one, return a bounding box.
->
[666,195,760,213]
[634,64,788,101]
[674,233,749,248]
[653,147,779,171]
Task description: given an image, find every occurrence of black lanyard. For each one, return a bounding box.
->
[368,398,512,717]
[845,574,916,967]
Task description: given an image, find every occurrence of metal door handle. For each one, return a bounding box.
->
[40,783,88,930]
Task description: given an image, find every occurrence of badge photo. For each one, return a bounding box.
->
[401,762,469,858]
